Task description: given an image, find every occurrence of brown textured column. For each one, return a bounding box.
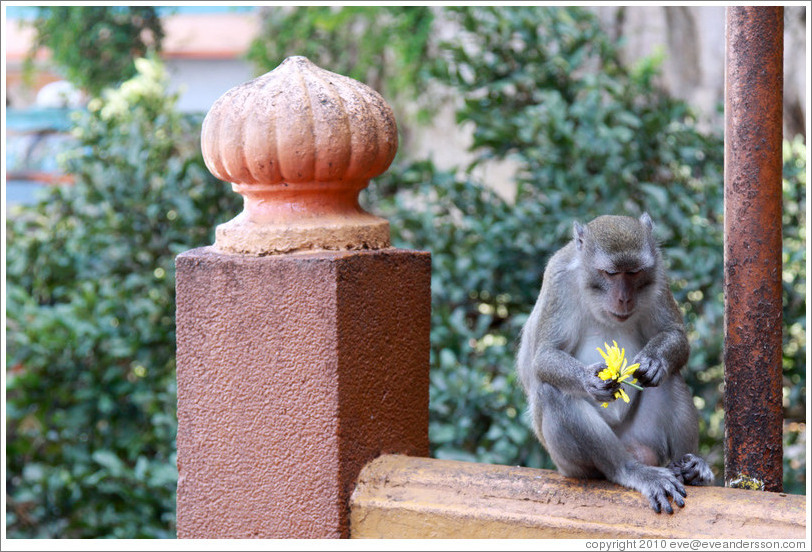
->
[723,7,784,492]
[176,56,430,538]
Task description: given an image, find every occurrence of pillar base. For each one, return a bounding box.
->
[176,247,430,538]
[214,211,391,256]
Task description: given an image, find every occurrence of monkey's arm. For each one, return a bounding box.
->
[633,288,690,387]
[529,346,619,402]
[517,251,619,403]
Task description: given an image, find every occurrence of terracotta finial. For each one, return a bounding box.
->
[201,56,397,255]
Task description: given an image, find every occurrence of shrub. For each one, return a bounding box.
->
[5,58,239,538]
[5,8,805,540]
[24,6,163,97]
[781,136,807,494]
[371,6,805,491]
[246,5,435,119]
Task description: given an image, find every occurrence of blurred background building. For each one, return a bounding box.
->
[5,6,257,208]
[4,5,807,208]
[5,5,257,111]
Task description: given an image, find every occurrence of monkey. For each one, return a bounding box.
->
[517,213,714,514]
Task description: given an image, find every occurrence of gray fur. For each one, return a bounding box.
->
[517,214,713,514]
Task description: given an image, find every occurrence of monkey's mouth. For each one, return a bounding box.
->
[610,312,633,322]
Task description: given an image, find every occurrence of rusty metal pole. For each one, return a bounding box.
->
[723,6,784,492]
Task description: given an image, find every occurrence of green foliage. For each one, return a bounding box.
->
[5,59,239,538]
[782,136,807,417]
[370,162,548,467]
[25,6,164,97]
[246,6,436,119]
[6,7,806,540]
[370,6,805,491]
[781,136,806,494]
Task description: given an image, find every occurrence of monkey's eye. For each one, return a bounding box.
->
[627,269,641,275]
[602,270,619,277]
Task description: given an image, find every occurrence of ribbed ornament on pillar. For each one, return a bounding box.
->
[201,56,398,255]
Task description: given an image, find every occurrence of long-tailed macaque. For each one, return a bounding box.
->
[517,213,713,513]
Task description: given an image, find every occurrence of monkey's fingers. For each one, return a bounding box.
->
[647,488,671,514]
[587,380,620,403]
[634,357,666,387]
[667,461,686,483]
[648,474,687,514]
[677,453,715,486]
[673,483,687,505]
[586,365,620,402]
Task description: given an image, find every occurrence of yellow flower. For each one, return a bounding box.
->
[596,341,642,408]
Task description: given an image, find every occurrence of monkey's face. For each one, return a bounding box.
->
[583,256,657,325]
[599,269,655,321]
[575,214,660,325]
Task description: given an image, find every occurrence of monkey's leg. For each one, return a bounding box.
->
[536,383,686,513]
[622,379,714,486]
[667,454,714,486]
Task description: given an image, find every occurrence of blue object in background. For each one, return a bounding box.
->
[6,180,48,206]
[5,5,257,19]
[5,108,78,209]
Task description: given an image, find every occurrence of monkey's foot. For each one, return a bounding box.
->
[626,464,687,514]
[668,453,714,486]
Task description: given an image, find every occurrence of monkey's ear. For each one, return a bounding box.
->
[573,221,587,251]
[640,212,654,232]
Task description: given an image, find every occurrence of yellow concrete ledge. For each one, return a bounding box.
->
[349,454,806,539]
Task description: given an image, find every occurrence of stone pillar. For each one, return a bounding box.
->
[175,56,431,538]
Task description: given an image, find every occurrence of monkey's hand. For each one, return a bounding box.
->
[632,353,667,387]
[584,363,621,403]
